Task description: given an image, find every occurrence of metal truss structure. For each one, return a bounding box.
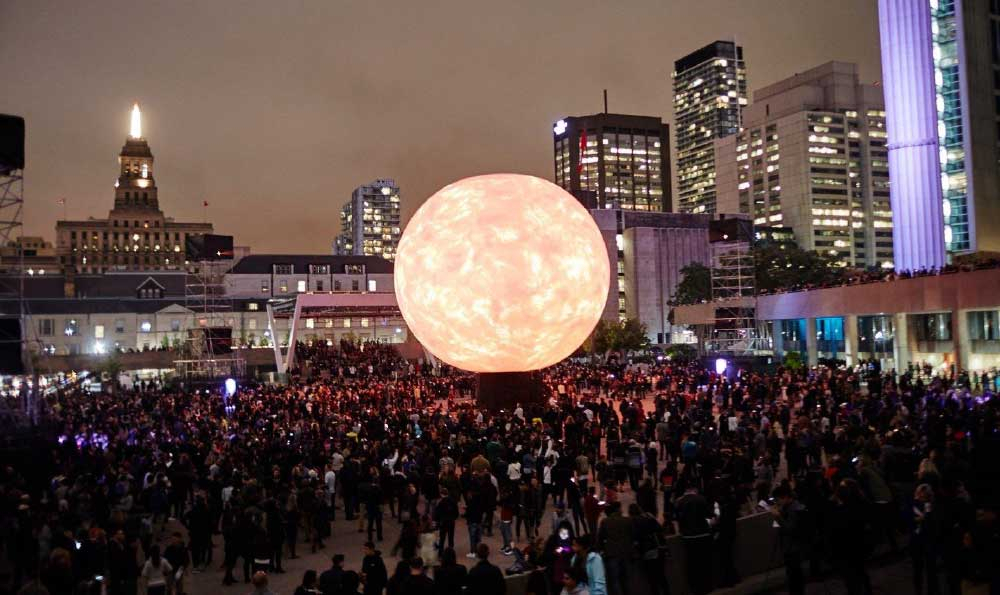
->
[177,259,243,381]
[710,238,763,354]
[266,292,404,374]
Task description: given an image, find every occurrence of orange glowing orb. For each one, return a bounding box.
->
[394,174,610,373]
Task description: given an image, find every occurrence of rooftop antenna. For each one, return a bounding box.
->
[603,89,608,114]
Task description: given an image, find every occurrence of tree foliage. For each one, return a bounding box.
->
[753,242,846,294]
[783,350,804,370]
[670,262,712,306]
[591,318,651,354]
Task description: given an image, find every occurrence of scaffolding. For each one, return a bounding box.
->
[0,149,38,423]
[177,259,244,381]
[709,218,766,354]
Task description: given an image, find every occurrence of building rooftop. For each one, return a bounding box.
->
[674,40,742,74]
[227,254,393,275]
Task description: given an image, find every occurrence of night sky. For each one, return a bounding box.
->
[1,0,882,253]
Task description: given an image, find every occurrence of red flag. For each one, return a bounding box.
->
[578,129,587,174]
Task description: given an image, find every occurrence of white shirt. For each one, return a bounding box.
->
[508,462,522,481]
[325,470,336,494]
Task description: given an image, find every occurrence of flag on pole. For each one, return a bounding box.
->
[577,129,587,174]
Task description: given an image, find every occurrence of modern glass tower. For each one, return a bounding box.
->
[878,0,1000,268]
[673,40,748,215]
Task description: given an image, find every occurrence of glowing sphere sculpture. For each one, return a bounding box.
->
[394,174,610,373]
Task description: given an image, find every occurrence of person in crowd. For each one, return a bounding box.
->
[596,502,632,595]
[360,542,387,595]
[294,570,320,595]
[319,554,345,595]
[401,557,435,595]
[771,484,810,595]
[560,567,590,595]
[570,534,606,595]
[466,543,506,595]
[140,545,173,595]
[247,572,276,595]
[675,484,713,595]
[434,488,459,553]
[433,547,468,595]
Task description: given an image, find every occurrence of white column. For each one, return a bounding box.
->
[806,318,819,367]
[878,0,947,271]
[844,315,859,366]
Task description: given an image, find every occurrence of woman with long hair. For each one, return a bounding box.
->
[140,544,173,595]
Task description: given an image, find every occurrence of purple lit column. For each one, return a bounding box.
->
[878,0,946,271]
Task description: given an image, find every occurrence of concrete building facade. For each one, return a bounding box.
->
[591,210,712,343]
[673,266,1000,373]
[715,62,894,268]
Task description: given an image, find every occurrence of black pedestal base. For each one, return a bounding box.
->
[476,371,545,412]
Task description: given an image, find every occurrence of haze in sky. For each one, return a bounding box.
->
[0,0,882,252]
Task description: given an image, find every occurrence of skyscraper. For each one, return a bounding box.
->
[552,113,671,211]
[715,62,894,268]
[878,0,1000,268]
[673,40,748,214]
[334,179,401,261]
[56,104,213,274]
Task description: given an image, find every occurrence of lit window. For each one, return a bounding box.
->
[248,303,259,311]
[343,318,351,328]
[297,280,306,292]
[94,325,105,339]
[140,321,152,333]
[306,318,315,329]
[361,318,369,328]
[367,279,377,292]
[64,320,78,336]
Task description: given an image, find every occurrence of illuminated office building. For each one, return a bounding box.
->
[334,179,402,261]
[673,40,748,214]
[551,113,671,211]
[715,62,894,268]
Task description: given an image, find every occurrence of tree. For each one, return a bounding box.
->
[590,318,650,355]
[783,350,804,370]
[670,262,712,306]
[754,242,846,294]
[617,318,650,352]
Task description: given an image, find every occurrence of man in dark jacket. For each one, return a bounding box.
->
[771,485,809,595]
[466,544,506,595]
[401,557,435,595]
[597,502,634,595]
[360,542,387,595]
[675,485,713,595]
[319,554,345,595]
[434,488,460,552]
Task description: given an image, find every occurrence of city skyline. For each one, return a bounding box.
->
[1,0,883,253]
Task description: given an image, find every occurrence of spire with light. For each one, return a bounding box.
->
[129,103,142,139]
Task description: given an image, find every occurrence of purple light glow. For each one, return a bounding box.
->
[878,0,947,271]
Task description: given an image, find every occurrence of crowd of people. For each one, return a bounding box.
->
[758,257,1000,296]
[0,339,997,595]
